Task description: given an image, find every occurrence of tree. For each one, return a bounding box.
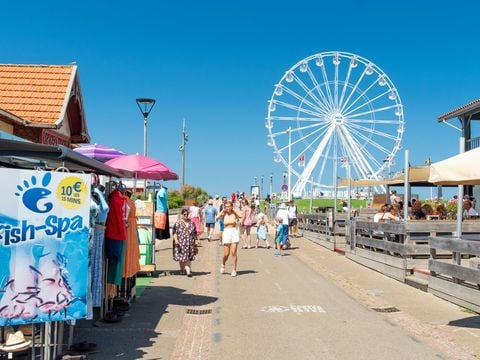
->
[179,184,209,205]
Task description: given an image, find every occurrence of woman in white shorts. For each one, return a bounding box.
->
[215,201,242,276]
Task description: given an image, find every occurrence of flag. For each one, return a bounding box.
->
[298,154,305,167]
[425,157,431,166]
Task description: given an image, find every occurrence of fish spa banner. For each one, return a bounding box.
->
[0,169,90,326]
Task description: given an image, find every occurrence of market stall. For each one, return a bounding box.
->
[0,138,128,359]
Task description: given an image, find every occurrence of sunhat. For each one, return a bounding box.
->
[0,330,31,352]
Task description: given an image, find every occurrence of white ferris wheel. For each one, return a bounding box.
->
[266,51,405,196]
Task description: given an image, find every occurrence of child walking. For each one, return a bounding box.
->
[255,213,270,249]
[274,216,284,256]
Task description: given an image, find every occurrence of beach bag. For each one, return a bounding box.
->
[154,212,167,230]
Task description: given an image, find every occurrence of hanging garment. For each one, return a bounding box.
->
[105,238,125,285]
[138,227,153,265]
[105,189,126,285]
[155,209,171,240]
[122,196,141,278]
[92,224,106,307]
[156,187,168,213]
[91,188,109,307]
[105,189,127,240]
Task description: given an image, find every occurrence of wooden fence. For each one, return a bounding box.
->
[428,236,480,313]
[346,220,480,282]
[297,212,346,251]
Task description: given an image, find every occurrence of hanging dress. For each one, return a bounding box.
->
[122,196,141,278]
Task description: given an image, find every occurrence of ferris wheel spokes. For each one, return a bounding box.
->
[318,62,335,108]
[346,104,399,119]
[338,67,370,114]
[291,125,335,195]
[339,127,379,180]
[280,83,330,115]
[290,72,333,114]
[347,123,398,141]
[343,88,392,117]
[348,118,399,124]
[304,65,334,114]
[338,61,355,109]
[273,99,324,118]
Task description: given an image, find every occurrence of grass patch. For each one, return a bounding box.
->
[266,198,368,213]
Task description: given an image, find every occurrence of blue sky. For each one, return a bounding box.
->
[2,1,479,198]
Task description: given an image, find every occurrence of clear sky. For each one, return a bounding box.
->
[2,1,479,198]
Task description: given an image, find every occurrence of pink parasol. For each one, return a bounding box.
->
[73,143,126,162]
[105,154,178,180]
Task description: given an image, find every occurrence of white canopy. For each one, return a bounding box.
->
[429,147,480,185]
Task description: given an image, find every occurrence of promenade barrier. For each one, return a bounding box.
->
[297,212,346,251]
[345,219,480,282]
[428,236,480,313]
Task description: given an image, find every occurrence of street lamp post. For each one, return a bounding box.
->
[287,127,292,201]
[179,119,188,186]
[269,173,273,198]
[261,175,264,199]
[136,98,156,197]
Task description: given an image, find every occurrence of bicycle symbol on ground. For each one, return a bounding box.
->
[261,305,325,313]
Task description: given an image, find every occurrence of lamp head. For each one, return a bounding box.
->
[136,98,156,118]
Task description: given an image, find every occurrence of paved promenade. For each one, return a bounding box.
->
[74,227,480,359]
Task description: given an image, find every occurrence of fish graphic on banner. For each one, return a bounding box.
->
[0,169,90,326]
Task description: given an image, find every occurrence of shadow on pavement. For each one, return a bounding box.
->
[73,286,217,359]
[448,316,480,329]
[236,270,258,276]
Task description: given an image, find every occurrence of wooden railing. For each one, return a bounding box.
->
[297,212,346,251]
[428,236,480,313]
[346,220,480,282]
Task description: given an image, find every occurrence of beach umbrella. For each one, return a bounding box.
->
[73,144,126,162]
[105,154,178,181]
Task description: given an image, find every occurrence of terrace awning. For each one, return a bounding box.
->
[429,147,480,185]
[339,166,432,187]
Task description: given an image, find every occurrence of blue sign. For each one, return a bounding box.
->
[0,169,91,326]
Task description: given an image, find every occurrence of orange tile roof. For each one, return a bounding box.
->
[0,64,74,125]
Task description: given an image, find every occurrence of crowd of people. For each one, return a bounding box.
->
[373,191,479,223]
[171,193,299,277]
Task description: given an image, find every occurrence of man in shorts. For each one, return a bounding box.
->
[204,200,218,241]
[287,200,298,237]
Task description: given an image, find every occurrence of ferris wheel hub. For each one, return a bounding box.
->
[330,113,345,125]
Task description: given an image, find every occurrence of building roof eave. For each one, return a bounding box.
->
[438,99,480,122]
